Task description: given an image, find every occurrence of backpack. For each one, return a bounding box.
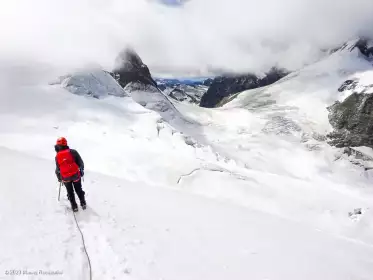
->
[56,149,80,180]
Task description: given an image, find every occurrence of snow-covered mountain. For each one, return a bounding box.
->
[156,78,208,88]
[1,38,373,280]
[162,84,208,104]
[200,68,289,108]
[156,78,210,104]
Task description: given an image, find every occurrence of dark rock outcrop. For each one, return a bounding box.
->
[354,39,373,58]
[200,68,288,108]
[112,48,158,89]
[338,80,358,92]
[328,86,373,148]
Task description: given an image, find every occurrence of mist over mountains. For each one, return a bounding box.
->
[1,0,372,76]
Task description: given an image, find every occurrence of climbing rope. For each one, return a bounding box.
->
[72,211,93,280]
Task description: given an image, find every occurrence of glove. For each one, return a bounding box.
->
[80,169,84,177]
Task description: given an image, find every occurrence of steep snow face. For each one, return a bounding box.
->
[124,81,188,122]
[55,69,127,98]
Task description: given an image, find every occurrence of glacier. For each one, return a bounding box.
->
[1,41,373,280]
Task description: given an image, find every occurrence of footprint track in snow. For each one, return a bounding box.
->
[73,208,131,279]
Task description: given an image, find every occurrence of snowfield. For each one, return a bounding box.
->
[2,147,373,280]
[1,42,373,279]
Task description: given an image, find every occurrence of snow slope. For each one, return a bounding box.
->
[1,42,373,279]
[58,69,127,98]
[2,147,373,280]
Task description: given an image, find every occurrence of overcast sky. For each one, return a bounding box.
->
[0,0,372,77]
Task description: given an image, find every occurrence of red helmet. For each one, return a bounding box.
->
[56,137,67,146]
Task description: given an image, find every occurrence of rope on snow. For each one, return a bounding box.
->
[72,211,92,280]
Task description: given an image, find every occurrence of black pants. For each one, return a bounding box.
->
[64,179,86,208]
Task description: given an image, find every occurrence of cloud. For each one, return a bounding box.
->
[0,0,372,76]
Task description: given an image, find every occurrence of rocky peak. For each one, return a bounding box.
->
[112,48,158,89]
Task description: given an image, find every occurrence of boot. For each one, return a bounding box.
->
[81,199,87,210]
[69,197,78,212]
[78,191,86,210]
